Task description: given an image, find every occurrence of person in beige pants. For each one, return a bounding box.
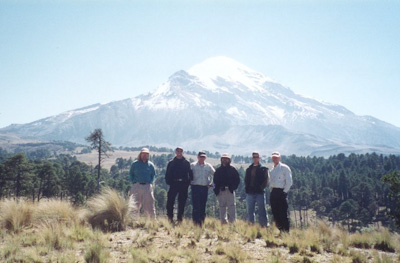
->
[129,148,156,218]
[213,153,240,224]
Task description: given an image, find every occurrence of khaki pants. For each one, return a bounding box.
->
[217,190,236,223]
[130,183,156,219]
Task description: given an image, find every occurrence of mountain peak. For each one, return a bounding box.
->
[187,56,274,91]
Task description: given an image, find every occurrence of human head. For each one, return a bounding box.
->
[271,152,281,165]
[252,151,260,165]
[197,151,207,164]
[138,147,150,162]
[220,153,231,166]
[175,146,183,159]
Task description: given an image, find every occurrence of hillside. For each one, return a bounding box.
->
[0,195,399,263]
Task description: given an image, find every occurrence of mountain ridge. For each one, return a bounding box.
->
[2,56,400,156]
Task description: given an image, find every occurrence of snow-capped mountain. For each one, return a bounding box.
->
[2,56,400,156]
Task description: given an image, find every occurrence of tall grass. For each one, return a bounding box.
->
[86,187,136,232]
[0,199,33,232]
[33,199,77,225]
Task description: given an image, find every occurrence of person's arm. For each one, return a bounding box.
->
[213,169,220,195]
[230,168,240,192]
[150,163,156,183]
[244,167,250,192]
[260,167,269,189]
[165,161,172,185]
[129,163,135,183]
[283,166,292,193]
[208,164,216,187]
[187,161,193,182]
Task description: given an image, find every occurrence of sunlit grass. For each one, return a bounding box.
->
[0,199,33,232]
[1,198,399,262]
[86,187,135,232]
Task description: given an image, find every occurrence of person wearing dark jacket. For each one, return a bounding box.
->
[213,153,240,223]
[244,151,269,227]
[165,147,193,223]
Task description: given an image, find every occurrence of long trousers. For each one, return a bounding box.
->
[270,188,290,231]
[246,193,269,227]
[191,185,209,226]
[166,182,189,222]
[130,183,156,219]
[217,190,236,223]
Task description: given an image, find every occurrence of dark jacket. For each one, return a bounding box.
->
[165,157,193,185]
[213,164,240,196]
[244,164,269,194]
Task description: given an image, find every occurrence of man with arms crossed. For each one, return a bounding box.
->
[213,153,240,224]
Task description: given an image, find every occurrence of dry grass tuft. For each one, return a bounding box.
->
[0,199,34,232]
[372,229,396,253]
[86,187,135,232]
[130,247,149,263]
[39,221,74,250]
[84,242,109,263]
[32,199,77,225]
[349,232,372,249]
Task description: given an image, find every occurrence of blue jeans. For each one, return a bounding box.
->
[246,193,269,227]
[191,185,209,226]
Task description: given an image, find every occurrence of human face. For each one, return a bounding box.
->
[252,154,260,165]
[175,149,183,159]
[197,155,206,164]
[140,152,149,162]
[272,156,280,166]
[221,158,230,166]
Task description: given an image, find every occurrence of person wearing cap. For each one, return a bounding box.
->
[213,153,240,224]
[244,151,270,227]
[129,147,156,218]
[269,152,292,232]
[190,151,215,226]
[165,147,193,223]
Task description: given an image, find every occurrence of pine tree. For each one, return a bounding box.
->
[86,129,113,193]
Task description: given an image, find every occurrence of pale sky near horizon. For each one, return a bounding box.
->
[1,1,400,129]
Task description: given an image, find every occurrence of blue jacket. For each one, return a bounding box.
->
[129,160,156,184]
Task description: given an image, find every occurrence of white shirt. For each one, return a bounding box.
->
[190,161,215,186]
[269,162,292,193]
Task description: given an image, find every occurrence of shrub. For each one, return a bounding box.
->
[86,187,136,232]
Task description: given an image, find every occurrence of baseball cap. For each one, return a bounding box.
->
[198,151,206,157]
[271,152,281,157]
[141,147,150,154]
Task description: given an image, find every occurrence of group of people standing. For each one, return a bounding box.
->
[129,147,292,232]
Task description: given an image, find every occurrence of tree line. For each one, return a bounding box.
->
[0,145,399,231]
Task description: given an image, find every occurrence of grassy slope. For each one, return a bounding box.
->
[1,193,399,263]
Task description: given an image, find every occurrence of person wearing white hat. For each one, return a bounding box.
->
[213,153,240,224]
[269,151,292,232]
[129,147,156,218]
[190,151,215,226]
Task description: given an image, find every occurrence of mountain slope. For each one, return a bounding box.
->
[2,56,400,156]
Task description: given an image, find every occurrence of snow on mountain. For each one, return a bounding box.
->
[2,56,400,156]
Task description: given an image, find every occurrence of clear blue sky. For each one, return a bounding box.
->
[1,1,399,128]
